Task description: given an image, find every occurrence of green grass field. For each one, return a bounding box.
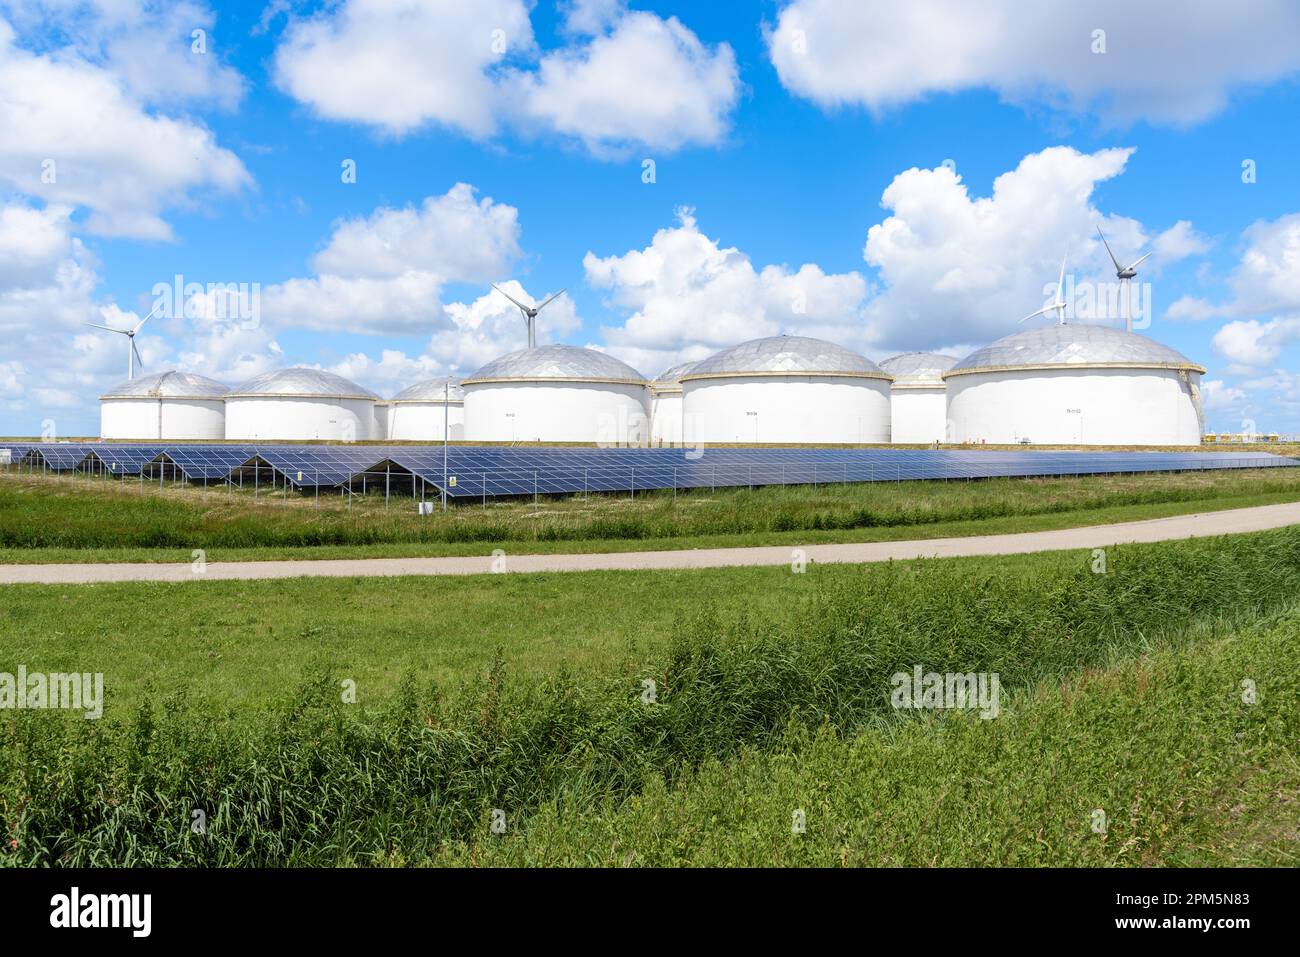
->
[3,525,1298,866]
[2,465,1299,563]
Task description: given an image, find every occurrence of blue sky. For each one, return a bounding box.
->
[2,0,1300,437]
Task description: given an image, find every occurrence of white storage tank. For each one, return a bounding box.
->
[224,368,378,441]
[879,352,957,444]
[386,377,465,441]
[681,335,892,444]
[462,345,648,444]
[99,371,228,440]
[944,325,1205,446]
[649,360,698,445]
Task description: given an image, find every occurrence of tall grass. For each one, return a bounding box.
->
[2,468,1298,550]
[3,526,1299,866]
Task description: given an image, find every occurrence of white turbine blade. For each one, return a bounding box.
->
[131,306,160,335]
[1019,305,1051,323]
[535,288,566,312]
[1126,251,1152,271]
[1096,227,1122,271]
[1056,253,1067,298]
[85,322,125,333]
[491,283,531,312]
[131,339,144,370]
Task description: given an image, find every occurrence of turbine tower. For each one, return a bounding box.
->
[1097,226,1151,332]
[1020,254,1069,325]
[85,307,158,379]
[491,284,565,349]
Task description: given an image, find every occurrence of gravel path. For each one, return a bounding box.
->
[2,501,1297,585]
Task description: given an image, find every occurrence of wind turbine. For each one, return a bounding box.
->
[491,284,565,349]
[85,307,158,379]
[1020,254,1069,325]
[1096,226,1151,332]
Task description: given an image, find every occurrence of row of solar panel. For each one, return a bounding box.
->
[3,442,1296,498]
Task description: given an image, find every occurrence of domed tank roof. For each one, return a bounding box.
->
[99,370,229,400]
[879,352,958,387]
[463,344,646,384]
[226,367,379,399]
[391,377,465,403]
[650,359,701,392]
[682,335,889,381]
[946,326,1204,378]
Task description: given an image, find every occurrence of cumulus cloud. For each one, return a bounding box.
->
[5,0,245,108]
[0,202,100,335]
[273,0,531,139]
[0,15,250,239]
[261,184,522,336]
[324,282,581,395]
[766,0,1300,125]
[1200,379,1248,412]
[584,208,872,376]
[859,146,1203,350]
[1212,318,1300,367]
[273,0,739,154]
[559,0,624,36]
[1174,212,1300,371]
[311,183,521,280]
[506,12,739,155]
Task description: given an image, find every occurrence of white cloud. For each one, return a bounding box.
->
[1151,220,1211,264]
[273,0,532,139]
[5,0,245,108]
[262,184,522,336]
[584,208,872,376]
[1174,211,1300,371]
[860,146,1201,349]
[324,282,582,395]
[1212,318,1300,367]
[311,183,521,280]
[272,1,738,154]
[0,15,250,238]
[0,202,100,335]
[432,282,581,372]
[1164,295,1220,323]
[767,0,1300,125]
[507,12,739,155]
[560,0,624,36]
[1200,378,1248,411]
[1230,213,1300,314]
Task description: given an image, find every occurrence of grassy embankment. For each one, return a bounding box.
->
[2,526,1297,865]
[1,466,1298,563]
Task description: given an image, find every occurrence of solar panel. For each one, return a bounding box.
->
[21,444,94,470]
[155,445,259,480]
[3,441,1296,497]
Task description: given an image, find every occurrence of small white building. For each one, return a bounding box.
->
[462,345,648,444]
[386,377,465,441]
[681,335,893,444]
[944,325,1205,446]
[879,352,957,444]
[648,360,698,445]
[224,368,379,441]
[99,370,228,440]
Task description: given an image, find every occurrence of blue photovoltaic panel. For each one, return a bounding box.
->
[21,444,94,470]
[155,445,259,480]
[2,441,1296,495]
[85,445,165,476]
[254,447,389,487]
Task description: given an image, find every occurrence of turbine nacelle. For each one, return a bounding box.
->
[85,306,159,379]
[1019,253,1069,326]
[491,283,565,349]
[1096,227,1151,331]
